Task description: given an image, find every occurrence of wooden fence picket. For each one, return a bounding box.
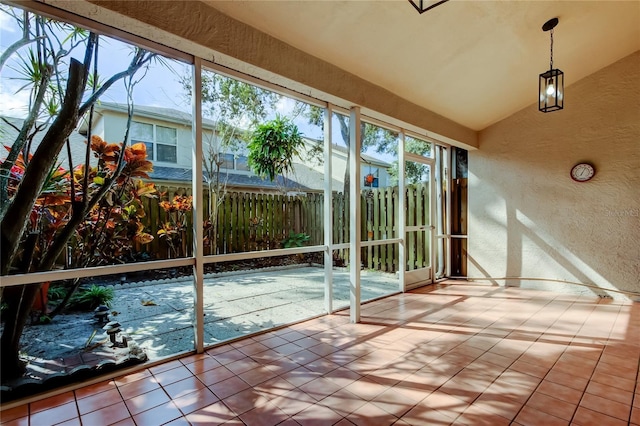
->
[139,183,429,272]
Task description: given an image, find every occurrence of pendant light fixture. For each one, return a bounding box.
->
[409,0,449,14]
[539,17,564,112]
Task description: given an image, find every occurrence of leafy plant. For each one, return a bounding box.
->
[69,139,157,267]
[0,6,159,378]
[182,71,278,256]
[158,194,193,258]
[247,116,304,181]
[47,285,67,301]
[69,285,114,310]
[283,231,310,248]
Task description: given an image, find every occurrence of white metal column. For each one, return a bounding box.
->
[445,146,452,278]
[324,105,333,314]
[349,107,362,323]
[398,132,406,292]
[191,58,205,353]
[431,149,439,281]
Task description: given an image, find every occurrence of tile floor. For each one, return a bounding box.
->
[1,281,639,426]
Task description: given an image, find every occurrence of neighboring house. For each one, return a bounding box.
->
[78,102,392,193]
[1,102,392,193]
[293,139,393,192]
[77,102,297,191]
[0,116,87,167]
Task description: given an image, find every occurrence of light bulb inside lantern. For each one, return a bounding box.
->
[546,80,555,96]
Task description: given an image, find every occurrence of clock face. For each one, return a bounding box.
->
[571,163,595,182]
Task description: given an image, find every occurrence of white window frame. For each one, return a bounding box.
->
[131,120,178,164]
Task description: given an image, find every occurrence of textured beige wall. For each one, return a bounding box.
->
[468,51,640,300]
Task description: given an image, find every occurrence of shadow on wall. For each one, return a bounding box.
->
[468,184,638,300]
[467,52,640,301]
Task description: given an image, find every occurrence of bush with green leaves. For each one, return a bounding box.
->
[47,285,67,301]
[247,116,303,181]
[283,231,310,248]
[0,5,160,379]
[69,285,114,311]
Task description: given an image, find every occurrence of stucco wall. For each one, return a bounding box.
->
[468,51,640,300]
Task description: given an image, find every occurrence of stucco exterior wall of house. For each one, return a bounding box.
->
[89,117,105,148]
[468,51,640,300]
[290,147,392,193]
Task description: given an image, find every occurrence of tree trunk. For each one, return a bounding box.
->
[0,283,41,379]
[1,59,86,275]
[0,59,86,380]
[47,278,81,318]
[0,36,153,381]
[0,65,52,216]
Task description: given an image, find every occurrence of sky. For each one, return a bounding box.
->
[1,10,188,119]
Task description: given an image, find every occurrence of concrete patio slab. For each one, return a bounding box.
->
[16,265,400,379]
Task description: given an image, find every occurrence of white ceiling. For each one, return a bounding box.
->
[205,0,639,131]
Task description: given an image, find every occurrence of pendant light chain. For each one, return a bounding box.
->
[549,28,554,70]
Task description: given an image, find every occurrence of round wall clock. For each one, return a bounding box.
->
[570,162,595,182]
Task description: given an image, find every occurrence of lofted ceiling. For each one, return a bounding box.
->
[204,0,639,131]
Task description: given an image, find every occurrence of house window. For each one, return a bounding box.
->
[220,153,235,169]
[219,154,250,171]
[131,121,177,163]
[364,176,379,188]
[236,156,249,171]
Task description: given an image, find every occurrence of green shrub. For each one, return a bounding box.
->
[69,285,114,310]
[47,285,67,301]
[247,116,304,181]
[283,231,310,248]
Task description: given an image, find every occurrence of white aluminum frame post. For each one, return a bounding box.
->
[192,58,205,353]
[398,132,406,292]
[324,106,334,314]
[349,107,362,323]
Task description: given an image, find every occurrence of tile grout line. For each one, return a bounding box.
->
[421,289,535,424]
[504,294,596,423]
[563,297,605,425]
[566,299,623,425]
[633,334,640,425]
[118,369,152,424]
[13,287,637,426]
[396,288,543,424]
[622,301,640,425]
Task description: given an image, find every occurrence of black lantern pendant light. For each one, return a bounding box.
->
[409,0,449,14]
[539,17,564,112]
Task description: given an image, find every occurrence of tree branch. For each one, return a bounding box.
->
[0,117,20,133]
[0,58,86,275]
[37,171,114,272]
[0,35,44,73]
[78,51,155,117]
[0,64,52,219]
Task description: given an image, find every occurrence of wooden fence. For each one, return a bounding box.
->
[141,184,430,273]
